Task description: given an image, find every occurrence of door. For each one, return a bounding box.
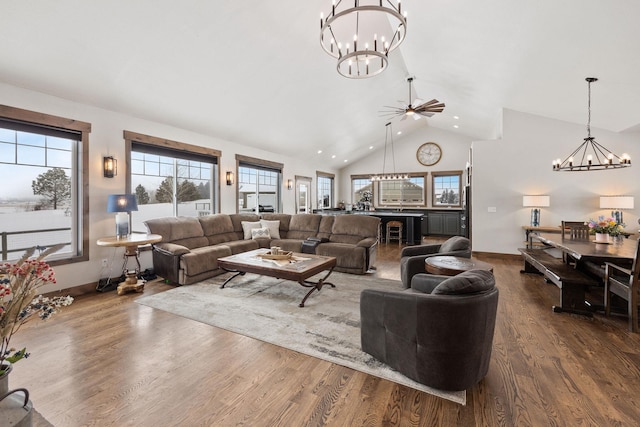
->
[295,176,312,213]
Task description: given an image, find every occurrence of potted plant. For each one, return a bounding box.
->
[587,216,625,243]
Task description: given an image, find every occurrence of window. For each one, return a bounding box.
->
[125,131,219,232]
[351,177,372,204]
[432,171,462,207]
[317,171,334,209]
[376,174,427,208]
[0,105,90,263]
[236,155,283,213]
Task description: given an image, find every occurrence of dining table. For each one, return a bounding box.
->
[531,232,637,263]
[527,232,637,314]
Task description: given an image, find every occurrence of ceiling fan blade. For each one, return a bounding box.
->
[400,113,408,121]
[413,113,422,120]
[415,102,445,114]
[417,99,440,108]
[417,111,435,117]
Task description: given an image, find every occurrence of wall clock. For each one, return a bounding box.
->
[416,142,442,166]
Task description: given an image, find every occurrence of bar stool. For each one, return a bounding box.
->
[386,220,403,246]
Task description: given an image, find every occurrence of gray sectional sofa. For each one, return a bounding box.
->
[144,213,380,285]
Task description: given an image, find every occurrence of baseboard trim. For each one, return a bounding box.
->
[472,251,522,262]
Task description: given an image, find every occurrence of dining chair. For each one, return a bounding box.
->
[604,238,640,333]
[562,221,590,240]
[561,221,591,267]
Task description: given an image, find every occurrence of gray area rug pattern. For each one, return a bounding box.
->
[136,271,465,405]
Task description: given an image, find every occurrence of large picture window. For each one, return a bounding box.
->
[236,155,282,213]
[125,131,219,232]
[0,105,90,263]
[432,171,462,207]
[376,174,427,208]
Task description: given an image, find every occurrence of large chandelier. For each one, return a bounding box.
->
[371,122,408,181]
[553,77,631,171]
[320,1,408,79]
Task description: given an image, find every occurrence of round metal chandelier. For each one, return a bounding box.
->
[552,77,631,171]
[320,1,408,79]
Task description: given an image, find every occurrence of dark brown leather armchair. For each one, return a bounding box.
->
[400,236,471,288]
[360,270,499,391]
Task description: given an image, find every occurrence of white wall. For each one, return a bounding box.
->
[338,126,473,205]
[472,109,640,254]
[0,82,335,293]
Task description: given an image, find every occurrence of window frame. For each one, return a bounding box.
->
[316,171,335,210]
[431,170,463,208]
[371,172,428,208]
[235,154,283,214]
[0,104,90,266]
[124,130,221,226]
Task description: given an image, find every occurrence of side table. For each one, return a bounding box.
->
[97,233,162,295]
[425,255,493,276]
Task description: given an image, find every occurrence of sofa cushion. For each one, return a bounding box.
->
[199,214,238,245]
[286,214,322,240]
[224,239,261,254]
[317,215,335,240]
[241,221,262,239]
[251,227,271,239]
[259,219,281,239]
[180,245,232,276]
[144,216,208,249]
[431,270,495,295]
[230,214,261,240]
[329,215,380,245]
[261,213,291,238]
[439,236,470,253]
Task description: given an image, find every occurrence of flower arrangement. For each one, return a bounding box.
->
[0,244,73,375]
[587,216,625,236]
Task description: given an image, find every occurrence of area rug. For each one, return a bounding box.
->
[136,271,466,405]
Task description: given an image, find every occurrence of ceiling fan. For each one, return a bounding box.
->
[380,77,445,121]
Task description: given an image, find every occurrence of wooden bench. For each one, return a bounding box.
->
[519,248,599,316]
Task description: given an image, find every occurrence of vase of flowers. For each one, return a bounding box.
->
[0,244,73,423]
[587,216,624,243]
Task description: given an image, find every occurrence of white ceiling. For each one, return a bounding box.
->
[1,1,639,169]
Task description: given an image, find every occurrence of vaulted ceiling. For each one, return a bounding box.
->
[1,1,638,169]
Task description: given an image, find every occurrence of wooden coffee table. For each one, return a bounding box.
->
[217,249,337,307]
[425,256,494,276]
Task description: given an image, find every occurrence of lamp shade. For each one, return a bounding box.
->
[522,195,550,207]
[106,194,138,213]
[599,196,634,209]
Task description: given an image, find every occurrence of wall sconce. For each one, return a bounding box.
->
[103,156,117,178]
[226,171,234,186]
[286,179,293,190]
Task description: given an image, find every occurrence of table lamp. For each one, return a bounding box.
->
[523,195,550,227]
[600,196,634,224]
[107,194,138,238]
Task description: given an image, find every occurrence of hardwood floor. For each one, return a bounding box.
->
[11,240,640,426]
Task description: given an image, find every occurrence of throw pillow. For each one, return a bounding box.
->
[241,221,262,240]
[251,227,271,240]
[259,219,281,239]
[439,236,470,253]
[431,269,495,295]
